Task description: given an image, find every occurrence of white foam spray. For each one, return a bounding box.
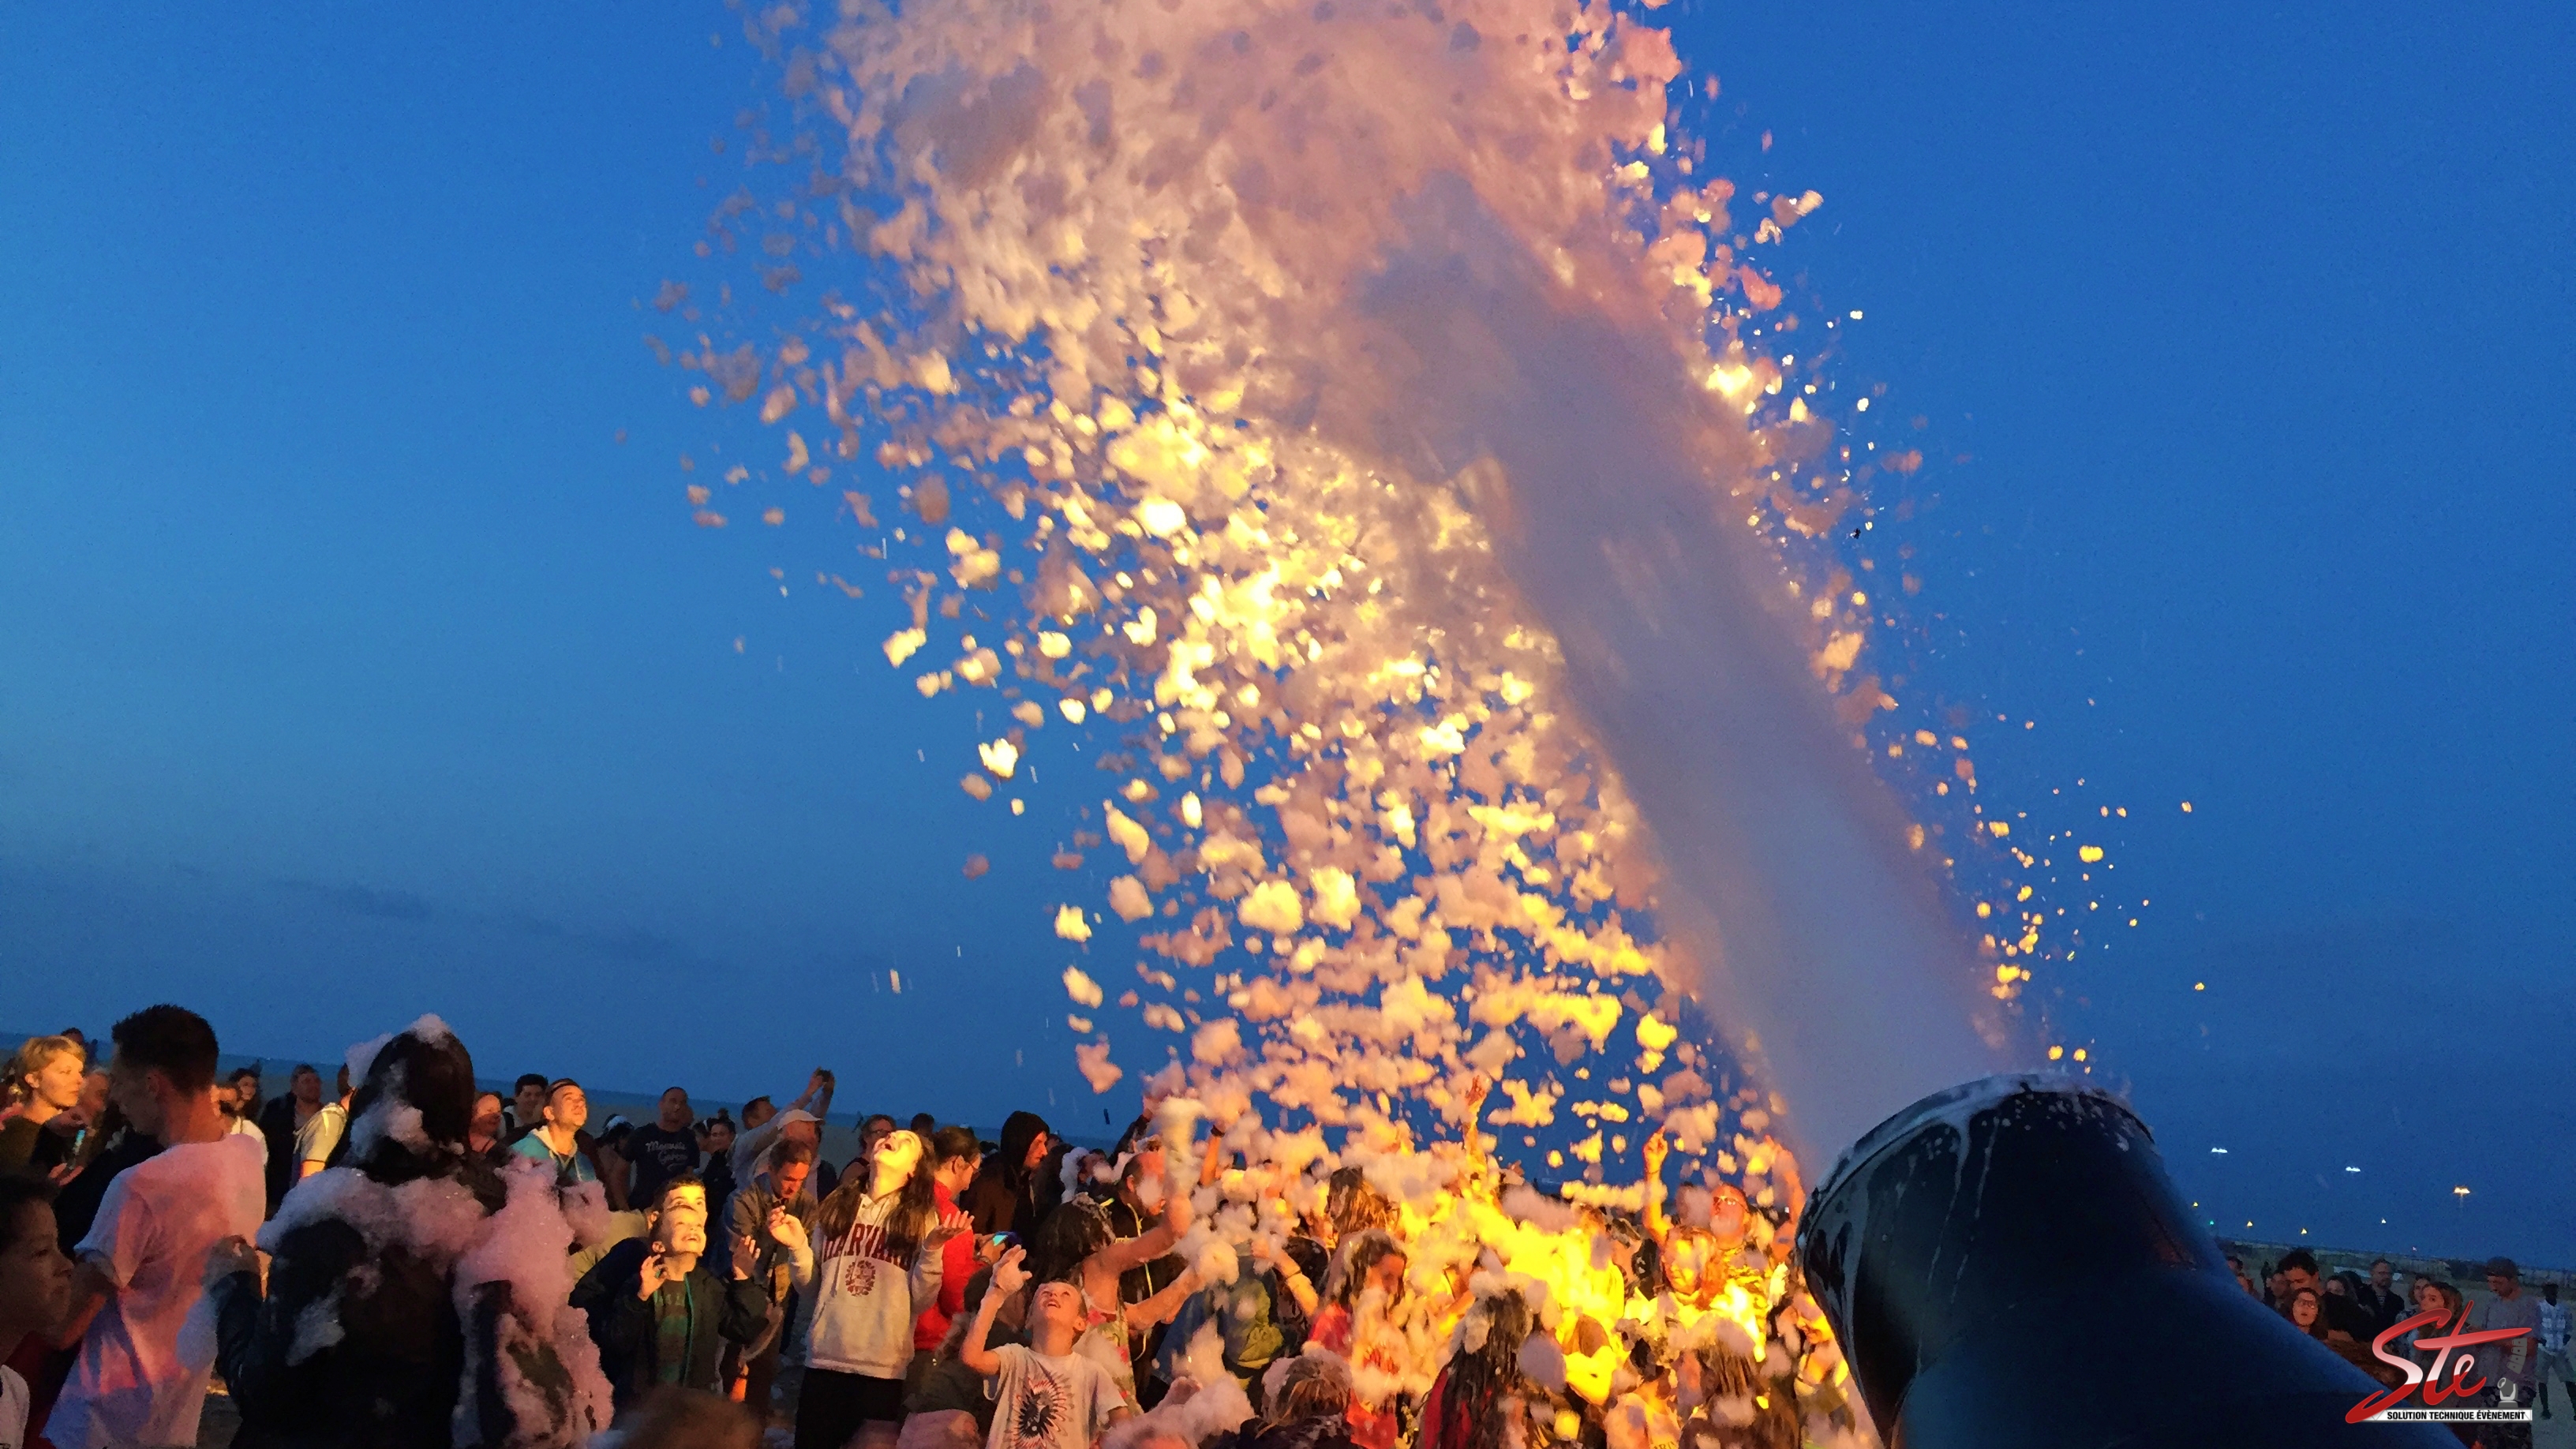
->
[702,0,2013,1166]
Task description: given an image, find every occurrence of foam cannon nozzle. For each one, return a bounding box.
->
[1795,1075,2454,1447]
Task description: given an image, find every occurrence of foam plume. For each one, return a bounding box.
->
[714,0,2011,1160]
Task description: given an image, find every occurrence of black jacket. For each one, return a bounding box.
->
[214,1216,472,1449]
[52,1125,159,1252]
[255,1095,311,1214]
[962,1110,1057,1238]
[215,1023,606,1449]
[2356,1280,2409,1334]
[212,1178,594,1447]
[570,1236,767,1407]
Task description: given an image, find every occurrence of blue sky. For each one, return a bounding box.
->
[2,5,2568,1258]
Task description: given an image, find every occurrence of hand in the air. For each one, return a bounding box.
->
[638,1246,676,1300]
[989,1244,1031,1297]
[768,1208,810,1256]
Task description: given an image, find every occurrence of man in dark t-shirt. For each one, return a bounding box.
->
[625,1086,703,1206]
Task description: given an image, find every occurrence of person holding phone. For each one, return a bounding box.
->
[572,1174,775,1410]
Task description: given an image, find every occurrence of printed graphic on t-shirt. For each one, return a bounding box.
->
[1006,1359,1072,1449]
[988,1345,1112,1449]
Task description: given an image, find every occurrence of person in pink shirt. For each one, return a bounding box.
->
[43,1005,265,1449]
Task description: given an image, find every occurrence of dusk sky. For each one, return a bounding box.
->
[2,5,2567,1260]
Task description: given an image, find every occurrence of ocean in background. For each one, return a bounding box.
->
[4,1024,1115,1165]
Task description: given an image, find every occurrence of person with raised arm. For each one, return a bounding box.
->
[733,1069,836,1185]
[1023,1134,1200,1410]
[1101,1138,1189,1395]
[961,1245,1134,1449]
[1638,1129,1758,1313]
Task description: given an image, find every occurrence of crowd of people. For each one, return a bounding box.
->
[2219,1245,2569,1446]
[0,1008,1840,1449]
[2,1013,2566,1449]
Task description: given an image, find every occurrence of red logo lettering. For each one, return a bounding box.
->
[2346,1308,2531,1424]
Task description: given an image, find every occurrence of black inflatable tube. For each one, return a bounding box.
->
[1795,1075,2458,1447]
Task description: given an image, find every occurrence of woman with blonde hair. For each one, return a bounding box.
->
[0,1035,86,1174]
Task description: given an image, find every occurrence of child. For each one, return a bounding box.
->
[962,1246,1133,1449]
[572,1174,773,1408]
[1,1174,77,1449]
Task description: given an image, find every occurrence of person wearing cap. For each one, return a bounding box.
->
[732,1070,835,1185]
[511,1079,598,1187]
[2469,1256,2542,1438]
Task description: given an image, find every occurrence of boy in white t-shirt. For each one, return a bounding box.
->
[961,1248,1133,1449]
[0,1173,78,1449]
[45,1006,267,1449]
